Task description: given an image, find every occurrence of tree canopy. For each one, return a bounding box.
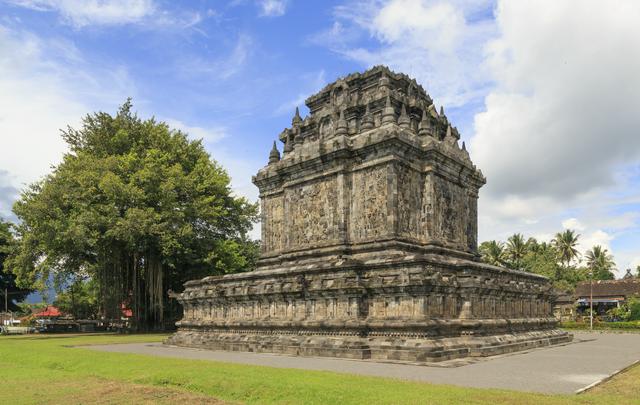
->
[0,218,32,311]
[552,230,581,269]
[504,233,527,270]
[585,245,616,280]
[479,240,505,267]
[53,277,99,320]
[479,229,617,291]
[7,101,259,328]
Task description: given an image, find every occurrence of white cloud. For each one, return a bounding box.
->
[471,1,640,201]
[7,0,155,27]
[0,170,19,220]
[612,249,640,277]
[0,24,133,215]
[0,25,83,187]
[316,0,496,107]
[0,23,261,240]
[469,1,640,276]
[257,0,288,17]
[315,1,640,277]
[580,230,613,250]
[163,119,227,144]
[562,218,585,232]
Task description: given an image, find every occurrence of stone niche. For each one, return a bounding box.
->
[166,66,571,363]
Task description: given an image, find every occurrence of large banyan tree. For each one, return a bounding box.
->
[8,101,258,329]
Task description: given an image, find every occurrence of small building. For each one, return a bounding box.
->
[0,312,20,326]
[553,293,576,321]
[32,306,78,333]
[575,279,640,316]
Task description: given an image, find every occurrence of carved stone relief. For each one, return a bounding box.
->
[350,166,389,241]
[286,176,340,249]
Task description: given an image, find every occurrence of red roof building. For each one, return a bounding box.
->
[33,306,62,317]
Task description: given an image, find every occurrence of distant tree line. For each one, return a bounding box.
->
[479,230,620,291]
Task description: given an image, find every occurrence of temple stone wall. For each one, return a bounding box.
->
[167,66,571,364]
[175,266,556,326]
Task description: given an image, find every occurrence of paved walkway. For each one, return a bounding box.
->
[86,331,640,394]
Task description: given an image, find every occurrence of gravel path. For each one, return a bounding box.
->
[85,331,640,394]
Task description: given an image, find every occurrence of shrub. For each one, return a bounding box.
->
[560,320,640,330]
[628,297,640,321]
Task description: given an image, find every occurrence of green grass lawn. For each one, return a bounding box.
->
[2,333,639,405]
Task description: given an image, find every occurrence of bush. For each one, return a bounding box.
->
[604,297,640,322]
[628,298,640,321]
[560,320,640,330]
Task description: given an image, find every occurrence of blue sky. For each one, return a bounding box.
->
[1,0,639,278]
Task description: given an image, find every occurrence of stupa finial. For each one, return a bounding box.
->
[292,107,302,125]
[361,103,374,131]
[398,104,411,129]
[381,95,396,125]
[269,141,281,163]
[418,109,432,137]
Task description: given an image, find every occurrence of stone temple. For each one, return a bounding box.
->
[166,66,571,363]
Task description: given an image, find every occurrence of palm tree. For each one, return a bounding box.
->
[479,240,505,267]
[585,245,616,280]
[526,237,539,253]
[552,229,581,269]
[505,233,527,270]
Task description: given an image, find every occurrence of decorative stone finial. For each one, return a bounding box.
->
[379,74,391,90]
[452,126,461,140]
[461,141,467,152]
[269,141,280,163]
[398,104,411,129]
[440,106,448,124]
[336,109,348,135]
[292,107,302,126]
[418,110,432,137]
[361,103,374,131]
[381,95,396,125]
[282,129,293,153]
[444,124,457,145]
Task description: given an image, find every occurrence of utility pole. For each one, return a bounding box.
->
[590,269,593,331]
[4,287,7,314]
